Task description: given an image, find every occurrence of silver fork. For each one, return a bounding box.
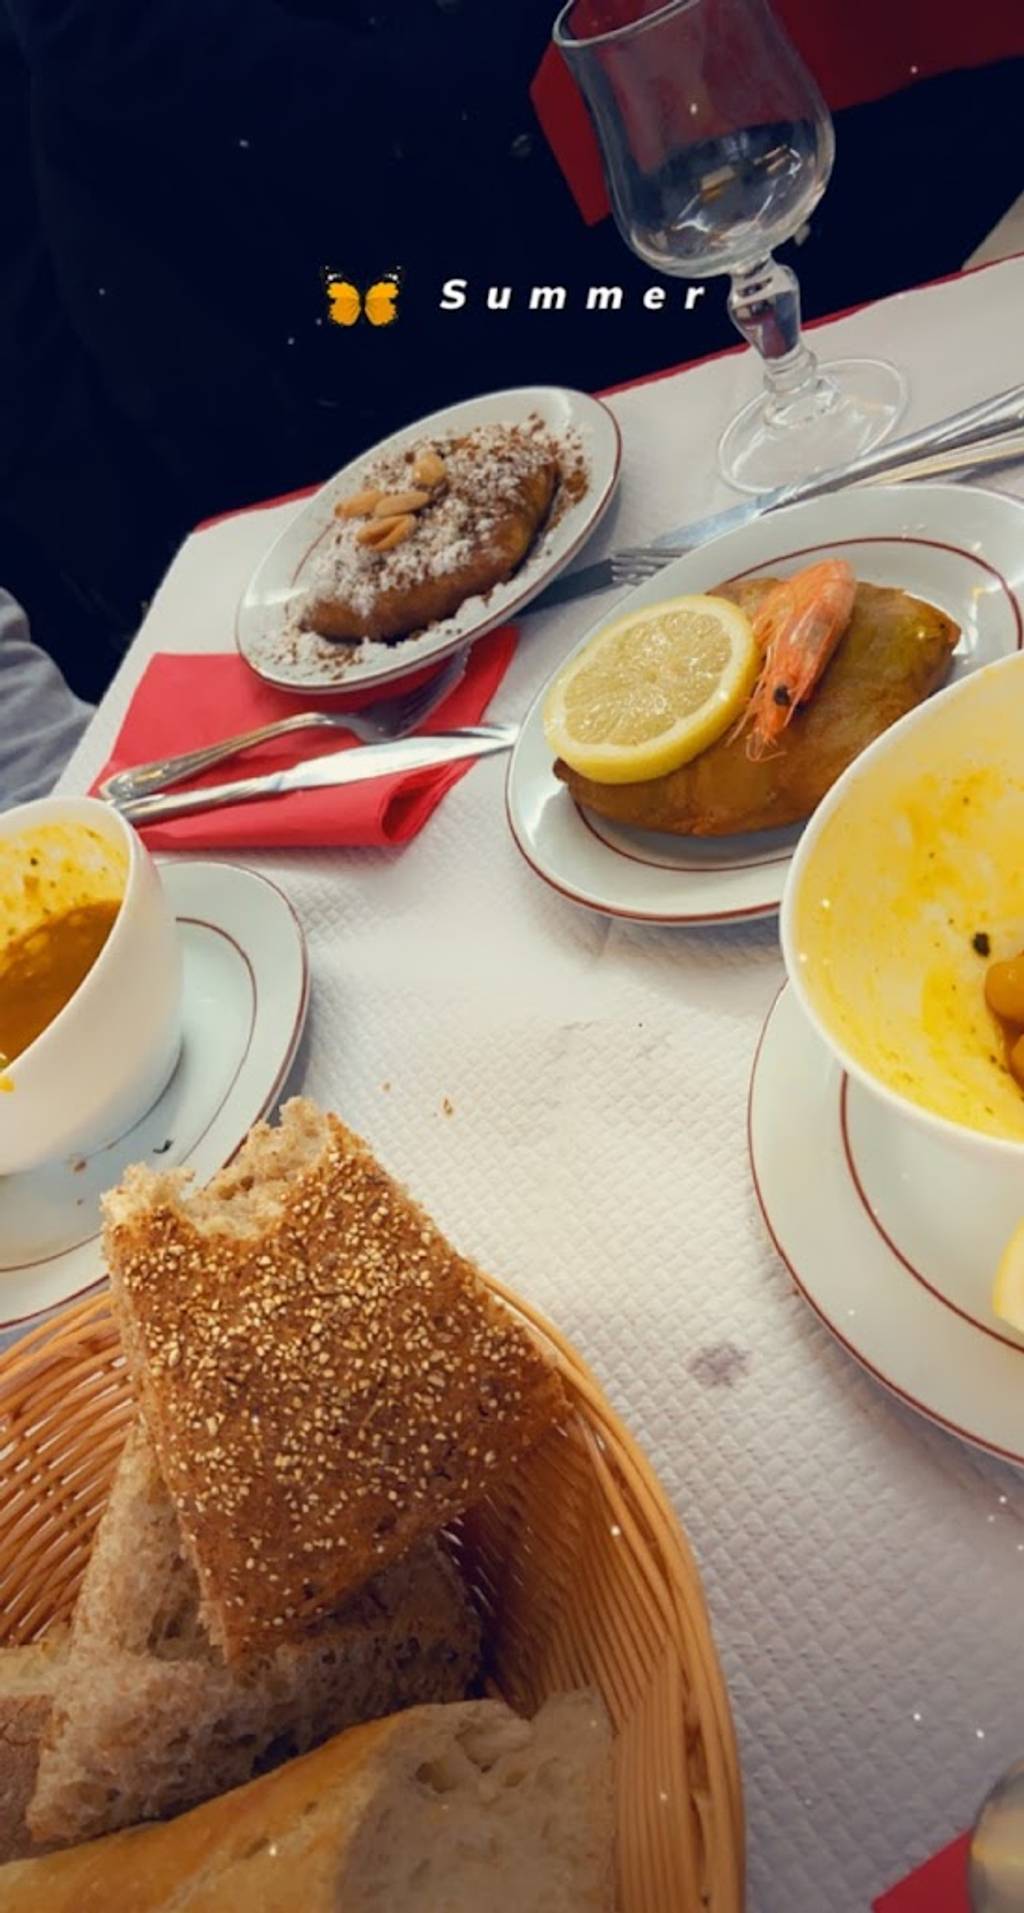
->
[606,429,1024,591]
[604,430,1024,593]
[100,646,470,805]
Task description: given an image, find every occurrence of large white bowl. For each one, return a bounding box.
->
[779,649,1024,1297]
[0,797,182,1175]
[781,650,1024,1151]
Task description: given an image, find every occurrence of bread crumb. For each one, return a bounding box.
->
[441,1097,454,1117]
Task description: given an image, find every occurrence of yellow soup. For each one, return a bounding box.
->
[0,822,127,1073]
[794,762,1024,1142]
[0,900,120,1065]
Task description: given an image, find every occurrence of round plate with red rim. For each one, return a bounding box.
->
[749,983,1024,1465]
[236,385,621,697]
[506,483,1024,926]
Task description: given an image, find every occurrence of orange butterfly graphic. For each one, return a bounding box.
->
[323,269,402,328]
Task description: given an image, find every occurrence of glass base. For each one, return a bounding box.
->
[717,357,908,493]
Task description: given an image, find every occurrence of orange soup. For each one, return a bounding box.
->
[0,899,120,1065]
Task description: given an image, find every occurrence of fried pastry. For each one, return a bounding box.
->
[555,578,959,837]
[302,422,564,644]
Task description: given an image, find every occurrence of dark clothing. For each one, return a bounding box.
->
[1,1,1021,697]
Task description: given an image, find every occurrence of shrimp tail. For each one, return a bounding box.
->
[737,559,857,756]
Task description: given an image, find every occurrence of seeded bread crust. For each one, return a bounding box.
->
[103,1100,568,1660]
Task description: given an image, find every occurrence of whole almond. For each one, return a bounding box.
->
[412,449,447,488]
[372,489,431,518]
[356,513,417,551]
[335,488,382,519]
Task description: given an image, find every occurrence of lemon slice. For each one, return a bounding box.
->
[993,1219,1024,1331]
[542,593,758,785]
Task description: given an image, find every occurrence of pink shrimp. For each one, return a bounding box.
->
[738,558,857,759]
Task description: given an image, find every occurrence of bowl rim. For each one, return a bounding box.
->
[0,796,142,1085]
[780,648,1024,1163]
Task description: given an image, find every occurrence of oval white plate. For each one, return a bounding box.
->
[0,861,309,1328]
[507,483,1024,927]
[237,385,621,696]
[750,985,1024,1466]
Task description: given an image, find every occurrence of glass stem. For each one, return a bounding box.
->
[727,255,829,427]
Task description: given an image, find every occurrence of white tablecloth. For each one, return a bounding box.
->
[56,257,1024,1911]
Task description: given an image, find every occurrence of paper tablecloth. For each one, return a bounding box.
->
[54,258,1024,1911]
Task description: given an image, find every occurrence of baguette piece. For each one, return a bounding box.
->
[0,1634,66,1862]
[103,1099,568,1659]
[1,1692,615,1911]
[29,1422,480,1848]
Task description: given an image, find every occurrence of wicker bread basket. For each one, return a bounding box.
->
[0,1283,743,1911]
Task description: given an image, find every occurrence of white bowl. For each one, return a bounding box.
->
[781,648,1024,1151]
[0,797,182,1175]
[779,649,1024,1302]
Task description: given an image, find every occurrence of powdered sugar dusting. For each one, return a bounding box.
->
[236,394,619,692]
[258,417,587,684]
[313,421,561,627]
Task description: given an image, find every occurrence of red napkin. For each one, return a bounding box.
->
[91,630,517,851]
[873,1832,971,1911]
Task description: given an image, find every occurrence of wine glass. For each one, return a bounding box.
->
[553,0,907,492]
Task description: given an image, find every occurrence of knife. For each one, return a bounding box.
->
[527,383,1024,614]
[109,725,519,826]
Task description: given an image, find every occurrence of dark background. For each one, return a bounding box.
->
[0,0,1021,701]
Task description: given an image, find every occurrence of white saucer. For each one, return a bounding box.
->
[237,385,621,695]
[749,985,1024,1465]
[507,482,1024,926]
[0,861,309,1326]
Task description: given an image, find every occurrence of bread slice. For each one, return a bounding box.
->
[0,1633,66,1862]
[2,1692,615,1911]
[102,1098,568,1659]
[29,1421,480,1848]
